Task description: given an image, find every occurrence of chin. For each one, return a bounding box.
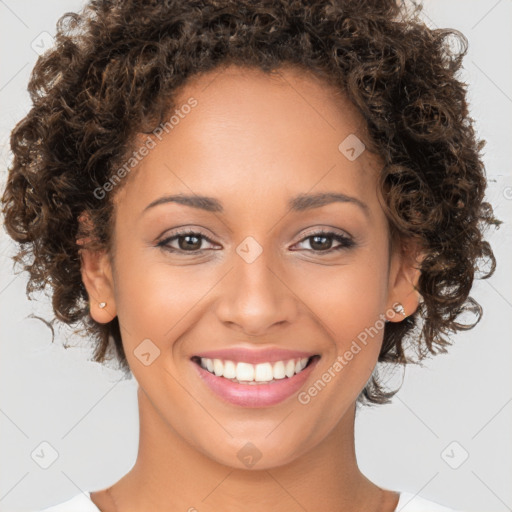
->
[193,430,314,471]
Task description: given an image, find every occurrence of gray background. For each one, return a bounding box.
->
[1,1,511,511]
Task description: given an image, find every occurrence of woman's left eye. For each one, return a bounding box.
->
[157,229,354,255]
[292,231,355,253]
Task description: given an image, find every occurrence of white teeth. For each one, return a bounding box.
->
[285,359,296,378]
[255,362,273,382]
[213,358,223,377]
[198,357,311,383]
[273,361,286,380]
[296,358,308,373]
[223,360,237,379]
[236,362,255,382]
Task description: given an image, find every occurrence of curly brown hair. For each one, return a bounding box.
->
[1,0,500,405]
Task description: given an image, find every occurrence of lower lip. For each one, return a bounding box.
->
[192,357,319,408]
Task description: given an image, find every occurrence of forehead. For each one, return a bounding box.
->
[117,64,383,214]
[172,63,370,150]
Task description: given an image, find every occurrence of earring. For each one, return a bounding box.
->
[393,303,406,317]
[98,302,107,309]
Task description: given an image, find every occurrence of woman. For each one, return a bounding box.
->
[1,0,498,510]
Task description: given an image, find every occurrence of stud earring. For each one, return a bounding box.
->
[393,303,406,317]
[98,302,107,309]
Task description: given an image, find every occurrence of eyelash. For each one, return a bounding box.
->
[156,228,355,255]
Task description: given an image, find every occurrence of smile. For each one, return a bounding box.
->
[190,351,320,407]
[193,356,314,384]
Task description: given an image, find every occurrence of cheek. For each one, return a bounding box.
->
[294,263,389,433]
[294,257,389,347]
[112,248,218,350]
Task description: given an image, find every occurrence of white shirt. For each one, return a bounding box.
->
[37,490,463,511]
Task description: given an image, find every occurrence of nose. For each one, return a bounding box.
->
[213,243,299,337]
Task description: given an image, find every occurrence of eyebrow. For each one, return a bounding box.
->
[143,192,370,218]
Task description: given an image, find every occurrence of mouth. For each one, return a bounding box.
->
[190,355,320,385]
[190,353,321,407]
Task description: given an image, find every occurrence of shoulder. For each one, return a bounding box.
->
[396,490,464,512]
[36,492,100,512]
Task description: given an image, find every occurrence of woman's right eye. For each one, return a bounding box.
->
[157,231,219,253]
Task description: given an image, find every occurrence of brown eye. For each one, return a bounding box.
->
[157,230,218,253]
[293,230,355,253]
[177,234,203,251]
[309,234,334,251]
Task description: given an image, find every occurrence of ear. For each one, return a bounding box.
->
[77,212,117,323]
[385,237,424,322]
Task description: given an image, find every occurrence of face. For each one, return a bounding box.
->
[83,64,419,470]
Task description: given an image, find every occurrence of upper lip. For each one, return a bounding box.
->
[192,347,317,365]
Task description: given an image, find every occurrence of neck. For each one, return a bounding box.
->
[110,386,385,512]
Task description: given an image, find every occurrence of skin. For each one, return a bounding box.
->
[81,64,422,512]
